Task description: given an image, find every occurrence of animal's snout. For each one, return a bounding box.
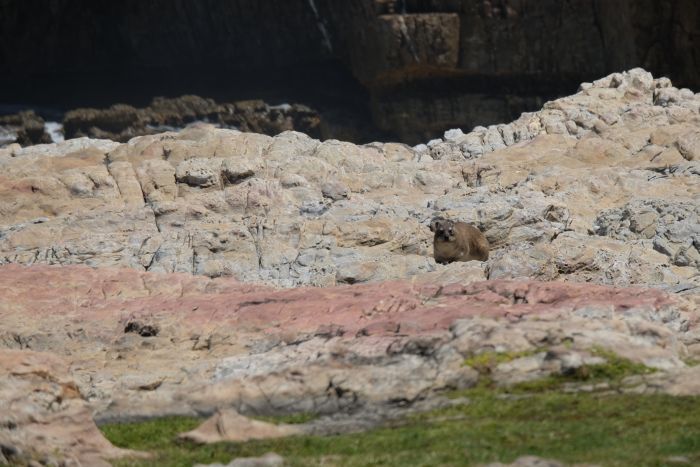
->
[437,228,451,241]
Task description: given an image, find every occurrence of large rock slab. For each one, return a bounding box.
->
[1,70,698,295]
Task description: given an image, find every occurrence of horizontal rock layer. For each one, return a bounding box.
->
[1,264,697,426]
[0,69,698,293]
[61,96,322,143]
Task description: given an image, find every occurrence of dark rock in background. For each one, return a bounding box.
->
[0,111,52,146]
[0,97,323,147]
[62,96,322,143]
[0,0,698,144]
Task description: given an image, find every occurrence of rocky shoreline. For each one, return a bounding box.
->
[0,68,699,465]
[0,96,323,149]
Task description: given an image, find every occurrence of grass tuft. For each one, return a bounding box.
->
[463,349,542,375]
[103,392,700,466]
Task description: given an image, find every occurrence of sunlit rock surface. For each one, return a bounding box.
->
[0,69,699,461]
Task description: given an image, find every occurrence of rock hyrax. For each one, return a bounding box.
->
[429,217,489,264]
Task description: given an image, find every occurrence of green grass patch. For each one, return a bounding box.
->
[103,392,700,466]
[510,347,656,394]
[461,347,656,395]
[683,357,700,367]
[585,347,657,382]
[102,350,667,466]
[101,416,202,453]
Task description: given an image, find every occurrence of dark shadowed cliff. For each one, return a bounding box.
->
[1,0,698,143]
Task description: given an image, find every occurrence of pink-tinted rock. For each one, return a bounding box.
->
[0,263,682,340]
[0,349,141,466]
[1,263,696,428]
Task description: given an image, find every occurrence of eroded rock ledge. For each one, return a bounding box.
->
[0,69,698,292]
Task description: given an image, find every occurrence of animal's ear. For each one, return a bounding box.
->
[429,219,437,232]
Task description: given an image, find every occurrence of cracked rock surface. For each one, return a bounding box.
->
[0,264,697,420]
[1,69,698,293]
[0,69,699,463]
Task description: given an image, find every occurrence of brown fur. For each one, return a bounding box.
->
[429,217,489,264]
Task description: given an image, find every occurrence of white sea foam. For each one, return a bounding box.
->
[45,121,64,143]
[0,127,17,146]
[270,103,292,111]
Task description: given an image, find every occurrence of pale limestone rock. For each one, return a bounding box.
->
[0,69,697,294]
[179,409,302,444]
[677,130,700,161]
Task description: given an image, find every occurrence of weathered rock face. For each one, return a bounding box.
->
[0,349,139,466]
[1,1,698,144]
[333,1,699,87]
[5,0,694,83]
[0,264,696,427]
[1,70,698,294]
[0,68,699,460]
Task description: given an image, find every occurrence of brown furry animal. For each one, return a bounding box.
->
[429,217,489,264]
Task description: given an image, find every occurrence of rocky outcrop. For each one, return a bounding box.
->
[180,410,302,443]
[0,110,52,146]
[0,69,699,460]
[1,70,697,294]
[594,199,700,268]
[0,263,696,427]
[195,453,285,467]
[482,457,584,467]
[1,1,698,144]
[1,97,322,149]
[0,349,140,466]
[63,96,322,143]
